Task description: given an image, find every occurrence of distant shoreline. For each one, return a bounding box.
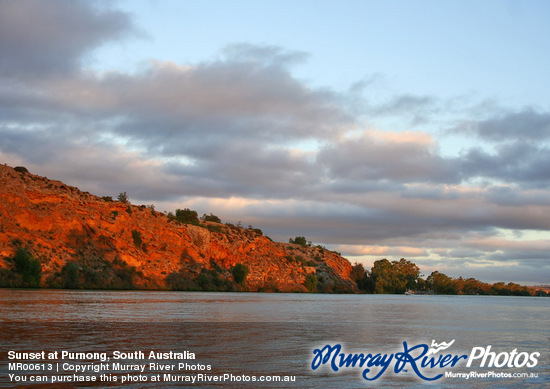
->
[1,287,548,297]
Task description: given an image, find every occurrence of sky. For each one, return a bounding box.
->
[1,0,549,284]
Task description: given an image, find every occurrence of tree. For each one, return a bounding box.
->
[231,263,249,287]
[461,277,489,295]
[13,248,41,287]
[369,258,419,294]
[305,274,318,292]
[201,213,221,223]
[62,262,80,289]
[394,258,420,291]
[14,166,29,173]
[350,262,372,292]
[170,208,200,225]
[117,192,129,204]
[350,262,366,282]
[426,271,457,294]
[289,236,308,246]
[370,259,396,293]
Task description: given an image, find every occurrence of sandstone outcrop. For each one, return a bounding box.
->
[0,164,356,292]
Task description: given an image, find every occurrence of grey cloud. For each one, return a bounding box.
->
[221,43,310,68]
[0,0,136,78]
[162,141,319,199]
[485,186,550,207]
[27,51,353,159]
[429,261,550,284]
[456,109,550,141]
[460,141,550,187]
[302,190,550,242]
[456,265,550,285]
[398,185,462,200]
[222,199,474,246]
[0,78,79,124]
[486,252,549,263]
[443,248,485,259]
[0,124,185,202]
[372,94,436,116]
[316,133,459,184]
[98,58,351,142]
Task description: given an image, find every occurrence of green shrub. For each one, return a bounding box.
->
[14,166,29,173]
[165,269,234,292]
[117,192,129,204]
[131,230,143,249]
[201,213,222,223]
[305,274,318,293]
[207,225,222,233]
[248,227,263,236]
[0,269,15,287]
[61,262,80,289]
[231,263,249,286]
[13,248,41,287]
[165,272,200,291]
[289,236,308,246]
[169,208,200,225]
[295,255,305,265]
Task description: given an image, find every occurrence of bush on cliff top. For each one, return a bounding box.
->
[201,213,222,223]
[289,236,310,246]
[168,208,200,225]
[117,192,129,204]
[14,166,29,173]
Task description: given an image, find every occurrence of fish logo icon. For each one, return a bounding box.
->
[427,339,455,355]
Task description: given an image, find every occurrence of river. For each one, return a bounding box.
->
[0,290,548,388]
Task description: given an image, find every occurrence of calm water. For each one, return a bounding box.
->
[0,290,548,388]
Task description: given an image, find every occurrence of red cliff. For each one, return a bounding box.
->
[0,165,356,292]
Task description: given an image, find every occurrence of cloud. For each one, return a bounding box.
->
[0,0,137,78]
[458,109,550,142]
[371,94,437,125]
[459,141,550,187]
[0,43,358,200]
[438,263,550,285]
[0,123,184,200]
[337,245,428,258]
[485,186,550,207]
[221,43,310,68]
[317,130,459,184]
[467,236,550,255]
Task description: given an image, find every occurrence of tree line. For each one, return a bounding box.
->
[350,258,544,296]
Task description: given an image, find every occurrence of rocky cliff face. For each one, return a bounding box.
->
[0,164,356,292]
